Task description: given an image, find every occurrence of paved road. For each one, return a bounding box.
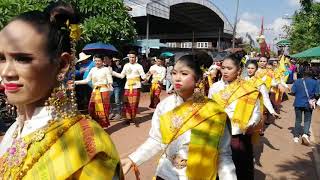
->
[0,91,318,179]
[108,92,320,180]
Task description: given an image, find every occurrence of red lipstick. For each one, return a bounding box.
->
[175,83,182,89]
[4,83,23,92]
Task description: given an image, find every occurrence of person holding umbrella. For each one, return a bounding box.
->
[113,50,147,126]
[75,54,113,128]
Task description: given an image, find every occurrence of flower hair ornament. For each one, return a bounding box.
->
[45,17,81,120]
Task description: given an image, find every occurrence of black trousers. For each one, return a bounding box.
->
[231,134,254,180]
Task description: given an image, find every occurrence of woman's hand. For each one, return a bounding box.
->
[67,80,75,90]
[246,125,255,134]
[272,112,281,118]
[121,158,133,175]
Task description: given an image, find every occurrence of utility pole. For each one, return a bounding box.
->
[232,0,239,49]
[146,14,150,57]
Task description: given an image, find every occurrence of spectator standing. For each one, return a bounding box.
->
[165,60,174,93]
[110,58,125,120]
[291,70,319,145]
[75,52,94,111]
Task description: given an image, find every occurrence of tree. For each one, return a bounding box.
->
[0,0,136,49]
[300,0,312,12]
[288,1,320,53]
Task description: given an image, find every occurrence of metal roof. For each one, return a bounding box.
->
[124,0,233,34]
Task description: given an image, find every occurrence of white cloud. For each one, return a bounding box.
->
[288,0,299,6]
[236,19,260,44]
[265,18,290,41]
[236,11,261,45]
[240,12,259,22]
[236,15,291,49]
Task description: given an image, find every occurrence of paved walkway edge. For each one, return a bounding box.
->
[311,123,320,180]
[312,147,320,180]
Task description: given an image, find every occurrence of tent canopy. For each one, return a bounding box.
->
[276,39,290,46]
[291,46,320,59]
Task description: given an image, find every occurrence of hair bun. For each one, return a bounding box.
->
[193,52,213,69]
[44,1,78,28]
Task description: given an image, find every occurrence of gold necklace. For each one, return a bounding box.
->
[0,115,82,180]
[170,94,205,133]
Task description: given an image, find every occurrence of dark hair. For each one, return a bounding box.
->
[93,54,104,59]
[223,53,243,69]
[259,56,269,61]
[176,54,210,81]
[246,60,258,69]
[267,61,274,66]
[158,56,165,61]
[303,66,313,77]
[128,50,137,56]
[12,1,78,61]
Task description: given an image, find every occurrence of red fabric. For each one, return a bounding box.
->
[149,84,161,108]
[123,89,140,119]
[88,91,110,128]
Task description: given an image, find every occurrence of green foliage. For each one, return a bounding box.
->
[0,0,136,49]
[289,1,320,54]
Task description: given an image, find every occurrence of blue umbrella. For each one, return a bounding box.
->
[83,42,118,56]
[160,51,175,57]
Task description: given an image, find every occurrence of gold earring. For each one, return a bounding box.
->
[45,77,68,120]
[192,82,205,103]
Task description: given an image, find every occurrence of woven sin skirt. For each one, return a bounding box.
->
[149,83,162,108]
[123,89,141,119]
[88,90,110,128]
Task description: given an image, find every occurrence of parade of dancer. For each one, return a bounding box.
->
[245,60,280,135]
[209,54,261,180]
[75,54,114,128]
[113,50,147,125]
[147,57,166,108]
[121,54,236,180]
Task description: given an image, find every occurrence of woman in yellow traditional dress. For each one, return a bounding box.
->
[0,1,122,179]
[269,60,289,114]
[256,57,286,126]
[208,54,261,180]
[121,55,236,180]
[246,61,279,117]
[245,61,280,136]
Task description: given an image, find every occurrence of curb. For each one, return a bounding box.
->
[311,116,320,180]
[312,147,320,180]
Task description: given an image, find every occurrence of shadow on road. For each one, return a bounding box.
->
[288,126,307,137]
[276,152,316,179]
[106,111,154,135]
[254,136,280,167]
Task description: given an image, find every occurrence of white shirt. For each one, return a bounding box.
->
[208,64,218,73]
[114,63,146,89]
[76,67,113,92]
[244,76,276,114]
[149,64,166,83]
[0,107,53,156]
[166,66,174,83]
[129,94,236,180]
[208,80,261,135]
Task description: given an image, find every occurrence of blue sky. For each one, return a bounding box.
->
[212,0,303,48]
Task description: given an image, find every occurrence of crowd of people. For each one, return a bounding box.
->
[0,1,319,180]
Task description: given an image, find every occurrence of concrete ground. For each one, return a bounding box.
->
[108,92,320,180]
[0,91,318,180]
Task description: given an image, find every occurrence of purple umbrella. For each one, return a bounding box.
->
[83,42,118,56]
